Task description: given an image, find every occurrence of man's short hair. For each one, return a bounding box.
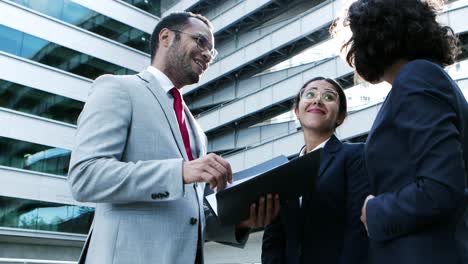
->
[150,12,213,63]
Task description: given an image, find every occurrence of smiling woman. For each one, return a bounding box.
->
[294,77,347,135]
[262,76,370,264]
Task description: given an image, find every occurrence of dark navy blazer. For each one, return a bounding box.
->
[262,135,369,264]
[365,60,468,264]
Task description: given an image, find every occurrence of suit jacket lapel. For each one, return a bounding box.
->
[184,105,207,159]
[300,135,342,235]
[137,70,188,161]
[301,135,341,212]
[319,134,342,176]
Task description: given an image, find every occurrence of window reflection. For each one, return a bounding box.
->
[122,0,161,16]
[0,136,70,176]
[0,79,83,124]
[9,0,151,53]
[0,26,23,55]
[0,195,93,234]
[0,25,136,80]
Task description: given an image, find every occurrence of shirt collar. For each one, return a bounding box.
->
[147,66,176,94]
[299,137,330,157]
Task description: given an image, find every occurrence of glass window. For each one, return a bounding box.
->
[20,33,50,59]
[0,195,93,235]
[9,0,151,53]
[0,136,70,176]
[122,0,161,16]
[0,25,23,55]
[0,80,83,125]
[0,25,136,80]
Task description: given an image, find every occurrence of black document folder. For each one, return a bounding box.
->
[208,149,322,225]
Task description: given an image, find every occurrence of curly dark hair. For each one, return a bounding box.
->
[293,77,347,127]
[336,0,460,83]
[150,12,212,63]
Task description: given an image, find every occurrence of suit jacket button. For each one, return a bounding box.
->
[190,217,197,225]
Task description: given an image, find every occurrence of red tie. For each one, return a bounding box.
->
[171,88,201,263]
[171,88,194,161]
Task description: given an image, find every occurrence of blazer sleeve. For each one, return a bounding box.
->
[366,60,466,242]
[340,144,369,264]
[262,216,286,263]
[68,75,185,203]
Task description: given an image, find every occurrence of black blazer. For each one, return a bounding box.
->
[262,135,369,264]
[365,60,468,264]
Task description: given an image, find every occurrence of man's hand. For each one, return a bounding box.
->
[237,194,280,229]
[182,153,232,191]
[361,194,375,235]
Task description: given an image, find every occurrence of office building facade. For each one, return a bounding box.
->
[0,0,466,263]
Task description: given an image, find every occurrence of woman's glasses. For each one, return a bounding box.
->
[300,88,339,103]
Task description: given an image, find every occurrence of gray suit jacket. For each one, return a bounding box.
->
[68,71,245,264]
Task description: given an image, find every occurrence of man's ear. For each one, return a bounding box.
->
[159,28,172,48]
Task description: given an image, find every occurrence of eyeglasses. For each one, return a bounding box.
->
[169,29,218,60]
[299,88,339,103]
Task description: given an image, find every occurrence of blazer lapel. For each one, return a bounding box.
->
[300,135,342,231]
[319,134,342,176]
[184,106,207,159]
[137,70,188,160]
[301,135,341,207]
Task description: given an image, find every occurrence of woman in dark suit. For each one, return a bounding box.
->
[333,0,467,263]
[262,77,369,264]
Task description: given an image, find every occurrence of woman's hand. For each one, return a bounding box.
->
[237,194,280,229]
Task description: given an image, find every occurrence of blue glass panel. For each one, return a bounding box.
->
[0,25,23,56]
[27,0,64,18]
[0,79,83,124]
[20,33,49,59]
[122,0,161,16]
[0,195,94,234]
[10,0,151,53]
[0,136,70,176]
[0,25,136,80]
[61,0,93,25]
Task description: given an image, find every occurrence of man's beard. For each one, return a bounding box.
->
[166,42,200,86]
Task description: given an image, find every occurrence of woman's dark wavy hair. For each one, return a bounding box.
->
[338,0,460,83]
[293,77,347,128]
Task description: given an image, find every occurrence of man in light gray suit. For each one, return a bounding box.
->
[68,12,279,264]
